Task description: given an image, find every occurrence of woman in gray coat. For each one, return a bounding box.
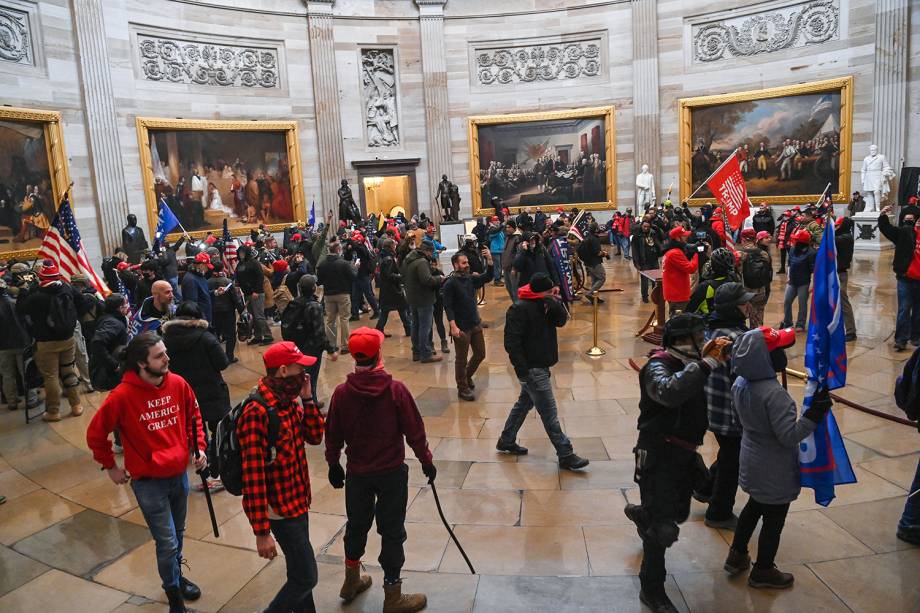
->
[723,327,832,589]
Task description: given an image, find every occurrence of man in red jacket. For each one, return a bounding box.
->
[238,341,325,612]
[325,327,434,613]
[662,226,702,315]
[86,332,207,613]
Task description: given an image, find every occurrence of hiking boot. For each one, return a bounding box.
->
[496,440,528,455]
[382,580,426,613]
[42,410,62,423]
[69,405,84,417]
[704,514,738,531]
[723,548,751,576]
[164,586,187,613]
[748,565,794,589]
[420,355,442,364]
[896,527,920,546]
[339,563,372,602]
[179,575,201,601]
[441,340,450,353]
[458,389,475,402]
[639,588,678,613]
[558,453,590,470]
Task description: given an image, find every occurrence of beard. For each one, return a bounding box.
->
[143,364,169,378]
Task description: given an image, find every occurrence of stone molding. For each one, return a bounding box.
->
[690,0,839,63]
[471,31,606,87]
[360,48,401,149]
[0,0,41,71]
[134,28,282,89]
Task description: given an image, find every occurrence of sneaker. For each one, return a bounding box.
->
[259,338,274,346]
[495,440,529,455]
[748,565,794,589]
[723,548,751,576]
[113,444,124,454]
[458,389,475,402]
[69,405,84,417]
[349,316,361,322]
[794,325,805,332]
[228,357,239,364]
[704,514,738,530]
[912,339,920,348]
[247,337,261,345]
[844,333,857,342]
[370,312,380,320]
[383,332,393,338]
[896,527,920,546]
[42,411,62,423]
[441,340,450,354]
[639,588,678,613]
[420,355,442,363]
[895,342,907,351]
[412,354,420,362]
[467,378,476,390]
[340,347,350,355]
[558,453,590,470]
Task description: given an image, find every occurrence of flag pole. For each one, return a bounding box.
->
[686,148,740,201]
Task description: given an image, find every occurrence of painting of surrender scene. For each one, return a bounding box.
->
[0,118,56,254]
[684,78,852,203]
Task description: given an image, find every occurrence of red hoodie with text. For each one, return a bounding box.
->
[86,370,206,479]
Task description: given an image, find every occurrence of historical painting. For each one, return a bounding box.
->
[136,118,305,239]
[0,107,70,260]
[679,76,853,205]
[469,106,615,215]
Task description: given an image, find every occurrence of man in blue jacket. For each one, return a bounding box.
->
[179,252,213,324]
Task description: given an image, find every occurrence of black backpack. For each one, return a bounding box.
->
[46,290,78,336]
[280,299,308,346]
[895,347,920,423]
[208,391,280,496]
[741,248,772,289]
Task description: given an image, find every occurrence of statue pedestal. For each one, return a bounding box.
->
[852,211,892,251]
[439,221,466,251]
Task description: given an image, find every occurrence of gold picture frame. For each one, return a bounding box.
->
[136,117,306,241]
[468,106,616,216]
[679,76,853,206]
[0,106,71,261]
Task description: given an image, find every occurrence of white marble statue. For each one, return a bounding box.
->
[860,144,895,213]
[636,164,656,209]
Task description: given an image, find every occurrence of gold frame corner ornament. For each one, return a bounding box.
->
[135,117,306,241]
[0,106,71,261]
[678,76,854,206]
[468,105,617,217]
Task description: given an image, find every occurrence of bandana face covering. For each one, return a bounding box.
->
[267,372,306,400]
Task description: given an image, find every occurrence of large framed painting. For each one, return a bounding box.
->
[469,106,615,215]
[0,107,70,261]
[136,118,305,240]
[679,76,853,206]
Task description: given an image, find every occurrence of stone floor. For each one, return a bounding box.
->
[0,250,918,612]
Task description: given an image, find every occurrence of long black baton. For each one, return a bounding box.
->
[428,479,475,574]
[193,419,220,538]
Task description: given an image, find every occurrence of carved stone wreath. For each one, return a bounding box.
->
[0,6,32,65]
[138,34,279,88]
[476,41,601,86]
[693,1,839,63]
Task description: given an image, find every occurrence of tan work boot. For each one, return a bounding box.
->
[382,580,426,613]
[70,405,84,417]
[42,410,62,422]
[339,563,372,602]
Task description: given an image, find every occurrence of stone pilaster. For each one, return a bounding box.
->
[416,0,450,220]
[872,0,909,189]
[71,0,130,252]
[305,0,346,219]
[631,0,661,203]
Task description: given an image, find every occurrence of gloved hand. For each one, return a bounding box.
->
[804,389,832,423]
[422,463,437,483]
[328,463,345,489]
[701,337,733,363]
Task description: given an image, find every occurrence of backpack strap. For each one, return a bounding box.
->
[244,392,281,461]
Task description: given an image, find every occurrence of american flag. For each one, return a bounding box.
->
[221,218,238,275]
[38,196,109,297]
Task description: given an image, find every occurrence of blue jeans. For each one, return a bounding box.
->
[899,457,920,531]
[499,367,573,458]
[781,283,809,328]
[266,514,318,613]
[410,305,434,359]
[131,473,189,590]
[491,254,503,281]
[504,271,518,304]
[620,236,631,258]
[376,306,411,336]
[351,276,379,318]
[304,350,323,403]
[166,276,182,301]
[895,278,920,344]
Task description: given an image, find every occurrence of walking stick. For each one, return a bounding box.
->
[428,478,475,574]
[192,419,220,538]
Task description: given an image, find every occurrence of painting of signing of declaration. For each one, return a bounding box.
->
[469,106,615,214]
[681,77,853,205]
[137,118,304,238]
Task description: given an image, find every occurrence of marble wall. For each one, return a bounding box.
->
[2,0,918,261]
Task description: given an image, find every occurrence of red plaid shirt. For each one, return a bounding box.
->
[238,379,324,536]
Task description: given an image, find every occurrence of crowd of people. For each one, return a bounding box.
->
[0,193,918,613]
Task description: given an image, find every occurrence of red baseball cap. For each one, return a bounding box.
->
[194,252,214,269]
[669,226,691,240]
[740,228,757,241]
[272,259,289,272]
[263,341,317,369]
[792,229,812,245]
[756,230,771,241]
[348,326,385,361]
[759,326,796,351]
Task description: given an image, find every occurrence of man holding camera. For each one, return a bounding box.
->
[661,226,703,315]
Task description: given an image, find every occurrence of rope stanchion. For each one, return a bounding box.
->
[586,294,606,357]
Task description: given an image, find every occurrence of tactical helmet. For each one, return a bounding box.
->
[662,312,707,348]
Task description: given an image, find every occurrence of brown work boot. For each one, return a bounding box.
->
[382,580,427,613]
[42,410,62,422]
[340,563,372,602]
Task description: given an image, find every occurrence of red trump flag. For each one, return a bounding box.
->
[706,153,751,231]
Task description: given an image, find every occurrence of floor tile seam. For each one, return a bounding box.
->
[801,561,859,613]
[858,463,918,491]
[813,508,897,556]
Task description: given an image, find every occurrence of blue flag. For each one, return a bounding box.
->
[308,201,315,227]
[799,215,856,506]
[156,199,180,241]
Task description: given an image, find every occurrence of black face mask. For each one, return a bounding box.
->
[902,219,916,228]
[769,348,788,373]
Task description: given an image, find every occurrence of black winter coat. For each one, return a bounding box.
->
[161,318,230,422]
[89,313,128,391]
[504,295,567,379]
[16,282,88,342]
[377,250,407,311]
[878,214,916,278]
[0,292,31,351]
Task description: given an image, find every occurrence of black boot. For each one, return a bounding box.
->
[165,587,187,613]
[639,588,678,613]
[179,575,201,601]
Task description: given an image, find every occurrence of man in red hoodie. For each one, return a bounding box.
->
[86,332,207,613]
[662,226,702,315]
[325,327,434,613]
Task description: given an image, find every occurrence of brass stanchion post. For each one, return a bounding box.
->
[586,294,606,357]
